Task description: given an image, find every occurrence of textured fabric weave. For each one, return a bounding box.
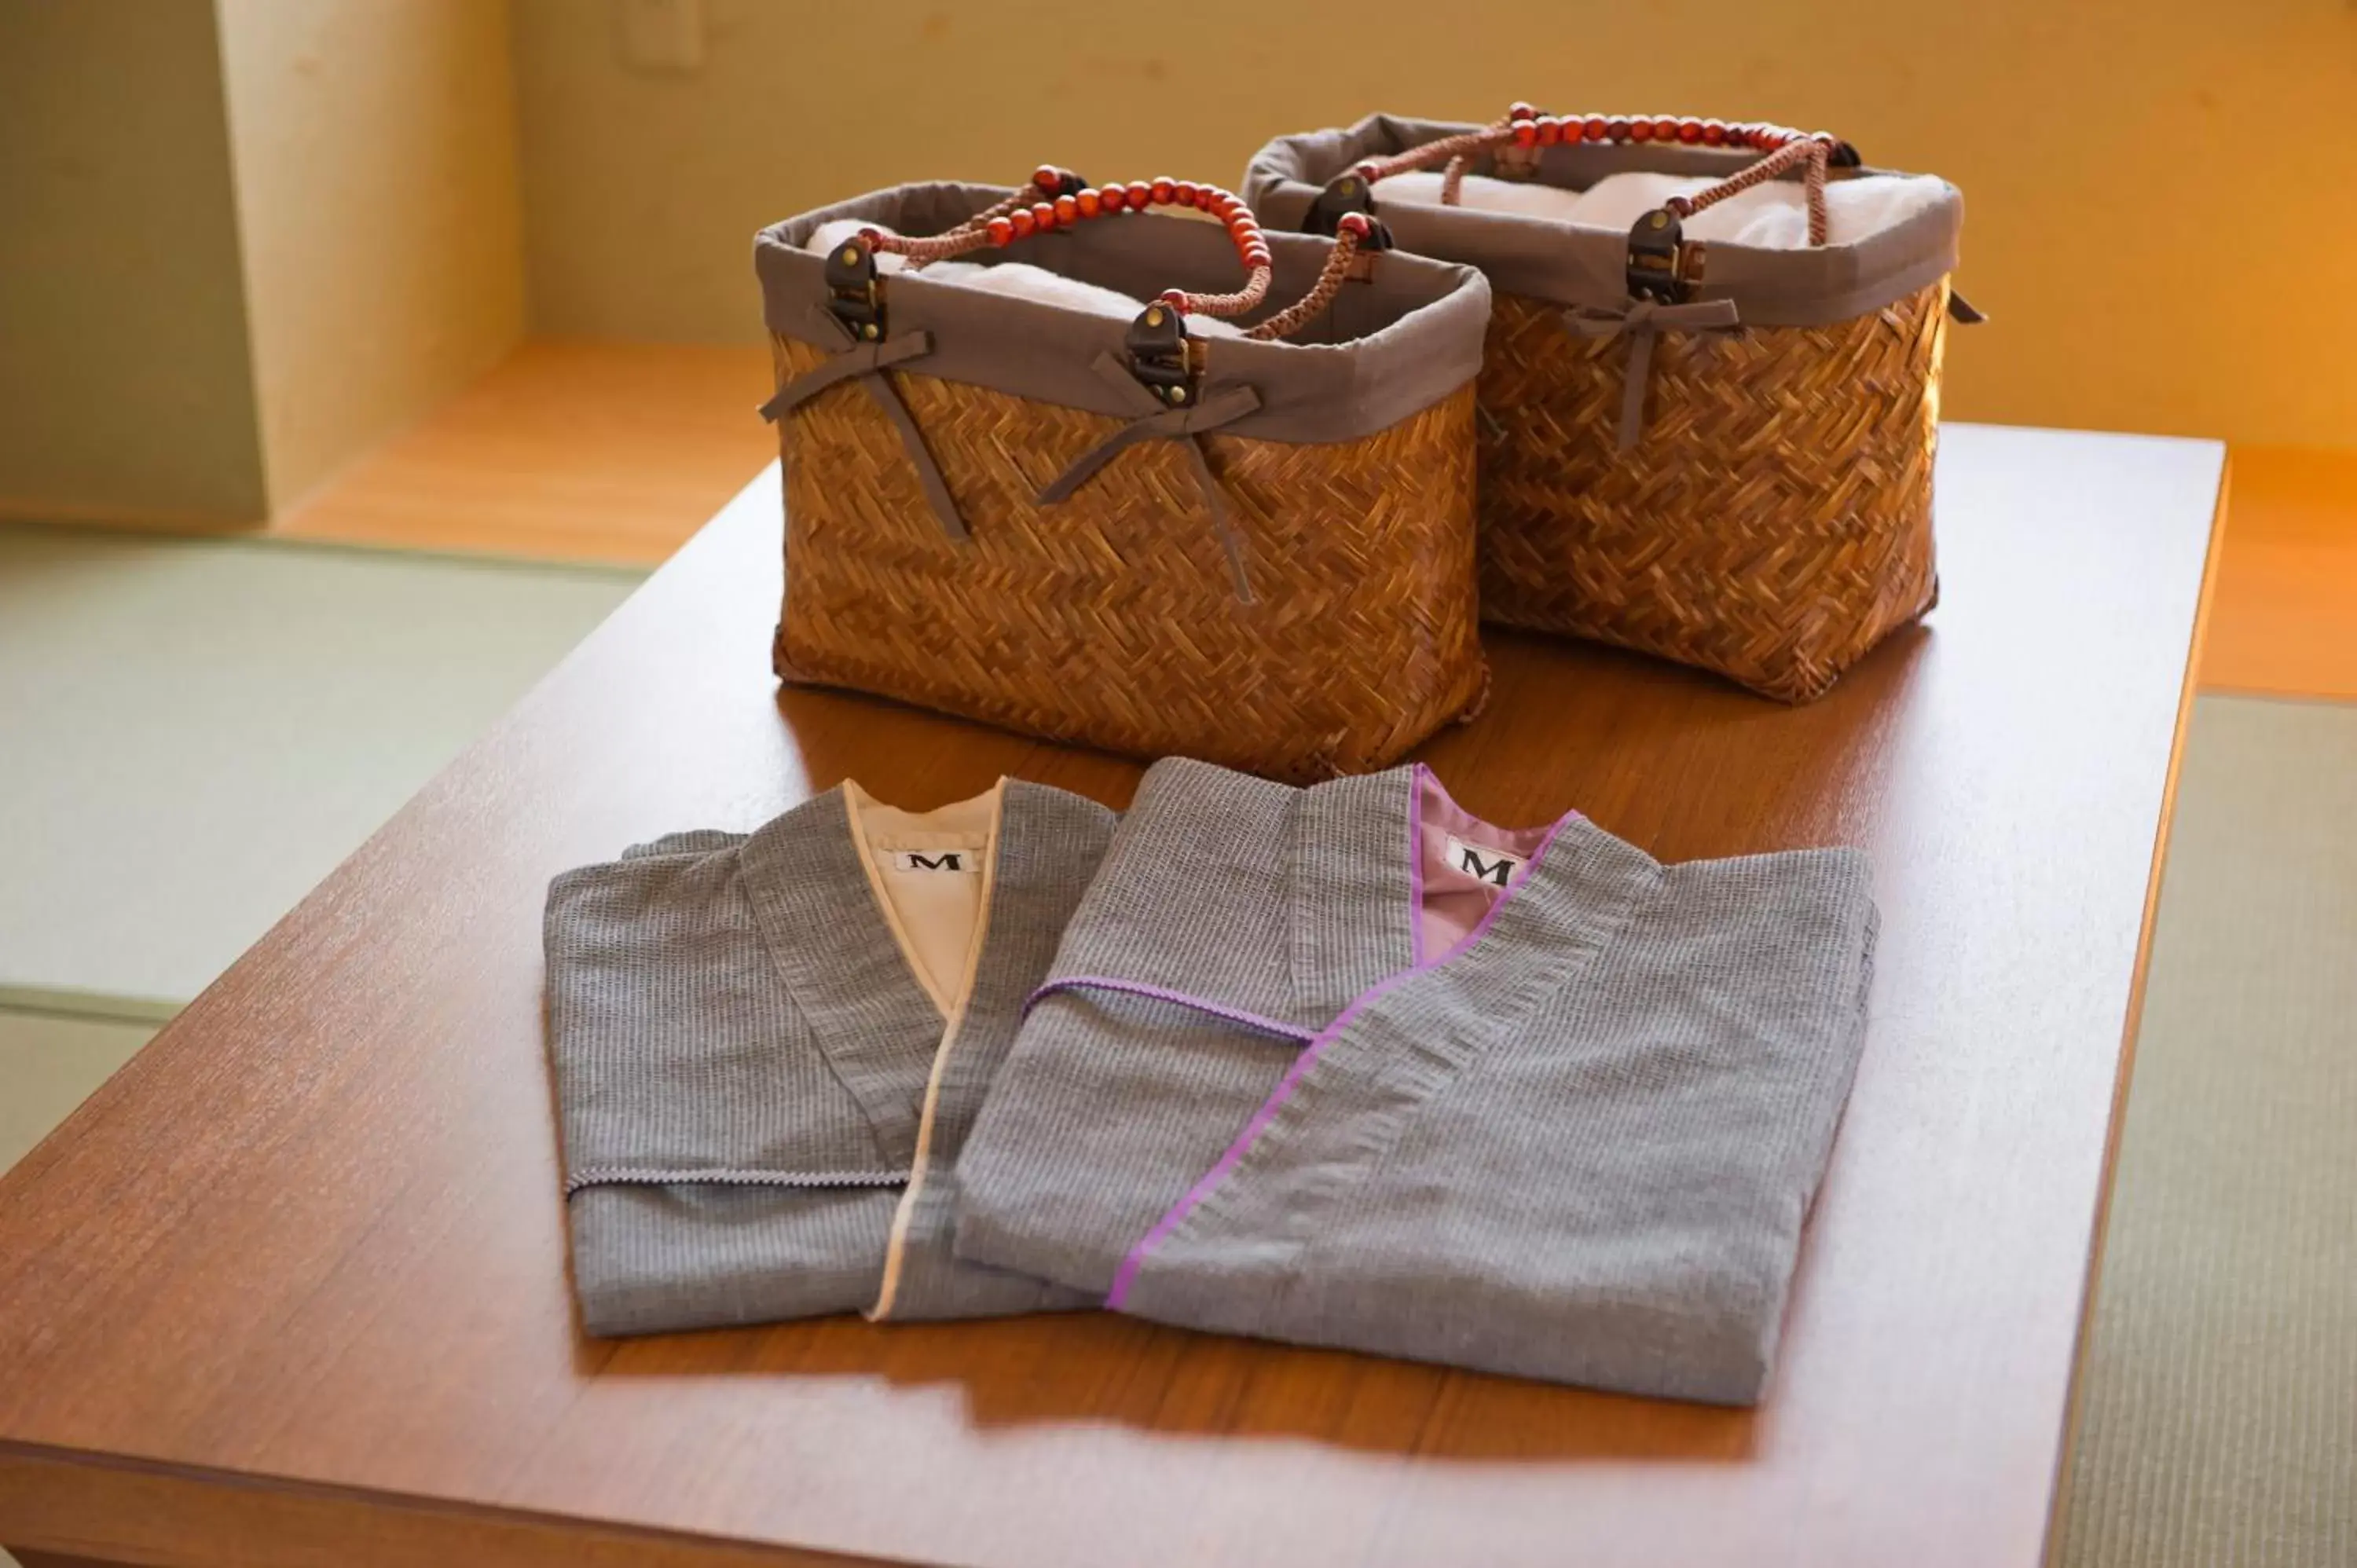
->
[544,780,1113,1336]
[955,757,1877,1404]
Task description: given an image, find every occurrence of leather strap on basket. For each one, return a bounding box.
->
[1039,354,1265,603]
[758,310,968,540]
[1562,299,1743,451]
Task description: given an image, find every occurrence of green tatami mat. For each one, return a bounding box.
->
[2058,694,2357,1568]
[0,526,640,1006]
[0,1007,154,1174]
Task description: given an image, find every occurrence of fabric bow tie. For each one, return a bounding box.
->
[1560,298,1745,452]
[1037,353,1266,603]
[759,309,966,540]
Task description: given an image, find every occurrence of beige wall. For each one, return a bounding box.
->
[0,0,269,525]
[218,0,527,508]
[512,0,2357,450]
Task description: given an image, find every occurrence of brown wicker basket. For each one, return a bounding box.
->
[1248,112,1979,702]
[753,178,1492,781]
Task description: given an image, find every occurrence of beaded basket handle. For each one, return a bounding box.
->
[857,165,1387,345]
[1321,106,1854,301]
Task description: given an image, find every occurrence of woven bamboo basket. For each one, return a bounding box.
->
[1248,110,1979,702]
[753,176,1492,781]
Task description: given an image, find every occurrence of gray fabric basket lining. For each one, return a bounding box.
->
[753,181,1491,445]
[1244,113,1963,325]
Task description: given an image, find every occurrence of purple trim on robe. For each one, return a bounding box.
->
[1104,802,1578,1311]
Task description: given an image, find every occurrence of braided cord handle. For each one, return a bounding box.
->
[1358,104,1843,247]
[860,166,1373,339]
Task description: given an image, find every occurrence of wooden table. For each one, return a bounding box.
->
[0,424,2223,1568]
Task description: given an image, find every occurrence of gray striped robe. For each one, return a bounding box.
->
[954,757,1878,1405]
[544,780,1111,1336]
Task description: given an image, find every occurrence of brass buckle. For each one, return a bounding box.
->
[1125,302,1198,407]
[823,235,884,341]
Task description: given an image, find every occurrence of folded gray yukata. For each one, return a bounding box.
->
[544,778,1112,1336]
[954,757,1877,1405]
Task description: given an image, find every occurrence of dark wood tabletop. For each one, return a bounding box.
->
[0,423,2223,1568]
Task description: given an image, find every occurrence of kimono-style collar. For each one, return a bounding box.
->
[735,779,1100,1171]
[738,786,949,1167]
[1288,765,1662,1021]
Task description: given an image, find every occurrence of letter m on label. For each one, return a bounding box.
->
[1458,848,1514,885]
[906,852,962,871]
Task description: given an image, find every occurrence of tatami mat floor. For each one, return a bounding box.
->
[0,525,639,1007]
[2054,694,2357,1568]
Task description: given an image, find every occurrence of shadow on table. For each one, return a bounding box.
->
[771,623,1935,853]
[579,1288,1759,1466]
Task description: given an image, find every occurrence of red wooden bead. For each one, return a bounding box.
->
[1584,115,1608,141]
[1227,214,1256,239]
[1508,101,1537,121]
[1150,177,1176,204]
[1099,185,1126,214]
[1702,119,1727,146]
[1678,119,1703,144]
[1244,244,1271,266]
[1535,117,1562,146]
[1076,188,1102,219]
[1336,211,1372,239]
[1606,117,1630,140]
[1512,120,1538,148]
[1126,180,1152,209]
[1159,288,1188,306]
[1652,115,1680,140]
[1031,200,1058,233]
[1054,194,1080,224]
[1172,180,1199,206]
[1008,208,1036,239]
[1032,163,1061,191]
[1629,119,1654,141]
[986,215,1014,247]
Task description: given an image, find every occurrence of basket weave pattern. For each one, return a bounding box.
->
[770,335,1486,781]
[1475,279,1949,702]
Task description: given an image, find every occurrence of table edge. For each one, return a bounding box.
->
[2035,446,2231,1562]
[0,1442,907,1568]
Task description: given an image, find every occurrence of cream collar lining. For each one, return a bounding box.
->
[842,779,1003,1020]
